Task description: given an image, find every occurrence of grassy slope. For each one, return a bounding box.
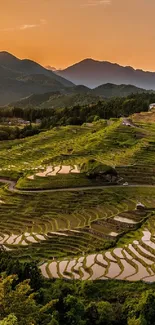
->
[0,118,149,174]
[0,113,155,263]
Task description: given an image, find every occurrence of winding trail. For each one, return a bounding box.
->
[1,178,155,194]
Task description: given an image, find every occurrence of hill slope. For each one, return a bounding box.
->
[92,83,150,97]
[57,58,155,89]
[0,52,74,106]
[5,83,151,110]
[7,90,99,109]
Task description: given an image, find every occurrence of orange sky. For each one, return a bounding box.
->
[0,0,155,70]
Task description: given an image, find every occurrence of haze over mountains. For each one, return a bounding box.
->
[0,51,73,105]
[7,83,150,110]
[0,51,154,106]
[57,59,155,89]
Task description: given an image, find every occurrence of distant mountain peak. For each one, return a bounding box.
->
[46,65,57,71]
[57,59,155,90]
[0,50,74,106]
[0,51,19,61]
[0,51,15,56]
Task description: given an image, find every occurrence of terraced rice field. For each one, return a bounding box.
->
[0,115,155,281]
[0,182,155,280]
[40,229,155,282]
[27,165,80,179]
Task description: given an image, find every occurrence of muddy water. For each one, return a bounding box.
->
[27,164,80,179]
[143,275,155,283]
[109,232,118,237]
[35,234,46,241]
[80,267,90,280]
[105,252,116,262]
[6,235,17,244]
[27,175,34,180]
[48,166,60,176]
[106,262,121,278]
[114,216,137,224]
[71,165,80,174]
[141,239,155,250]
[48,262,59,278]
[72,261,81,280]
[21,240,28,246]
[66,259,77,273]
[59,166,71,174]
[128,244,153,265]
[0,234,9,243]
[90,264,105,280]
[26,236,38,243]
[123,249,133,260]
[96,254,108,266]
[86,254,96,267]
[48,232,68,237]
[142,230,151,241]
[59,260,69,278]
[39,263,49,279]
[36,166,52,177]
[113,248,124,259]
[14,235,22,244]
[126,260,150,281]
[116,260,136,280]
[137,244,155,258]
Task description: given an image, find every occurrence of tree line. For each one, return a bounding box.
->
[1,93,154,125]
[1,251,155,325]
[0,92,154,140]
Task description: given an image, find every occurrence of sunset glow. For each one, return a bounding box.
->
[1,0,155,70]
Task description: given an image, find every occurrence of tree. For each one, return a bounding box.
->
[96,301,115,325]
[127,317,143,325]
[85,302,98,325]
[137,290,155,325]
[0,314,18,325]
[63,295,85,325]
[0,274,39,325]
[125,290,155,325]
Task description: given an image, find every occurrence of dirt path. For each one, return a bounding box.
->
[1,178,155,194]
[0,179,16,191]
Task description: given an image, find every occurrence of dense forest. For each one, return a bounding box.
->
[1,93,152,123]
[0,93,154,141]
[0,251,155,325]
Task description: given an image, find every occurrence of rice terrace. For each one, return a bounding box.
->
[1,110,155,283]
[3,1,155,323]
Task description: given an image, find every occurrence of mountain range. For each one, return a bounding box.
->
[0,52,154,106]
[7,83,150,110]
[57,58,155,89]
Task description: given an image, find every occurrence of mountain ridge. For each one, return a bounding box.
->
[56,58,155,89]
[0,51,74,106]
[4,83,151,110]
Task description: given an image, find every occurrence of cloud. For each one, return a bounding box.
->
[19,24,38,30]
[0,19,47,32]
[81,0,111,7]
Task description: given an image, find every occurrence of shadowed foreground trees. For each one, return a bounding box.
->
[1,254,155,325]
[0,275,39,325]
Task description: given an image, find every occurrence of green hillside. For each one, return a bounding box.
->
[0,112,155,278]
[92,83,151,97]
[3,83,153,111]
[1,106,155,324]
[8,91,99,110]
